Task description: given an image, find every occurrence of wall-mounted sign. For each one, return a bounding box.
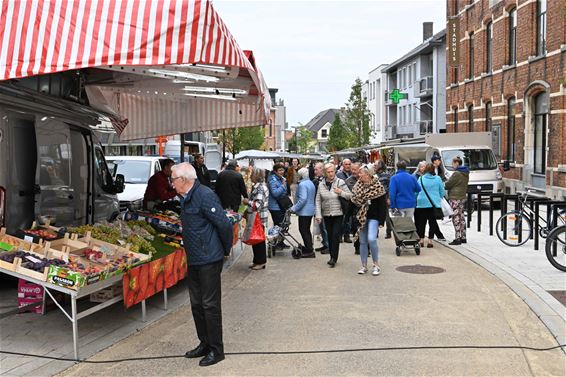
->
[388,89,408,104]
[448,17,460,68]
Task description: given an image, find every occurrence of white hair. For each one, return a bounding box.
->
[315,162,324,170]
[172,162,197,180]
[298,167,309,180]
[417,160,427,169]
[324,163,335,171]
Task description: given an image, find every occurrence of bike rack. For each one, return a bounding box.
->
[488,193,505,236]
[547,202,566,228]
[466,189,482,229]
[531,198,551,250]
[499,194,520,242]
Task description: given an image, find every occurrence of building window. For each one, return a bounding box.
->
[506,97,516,161]
[468,33,474,79]
[321,129,328,138]
[453,107,458,132]
[408,65,412,86]
[508,8,517,65]
[486,22,493,73]
[533,93,547,174]
[485,101,492,131]
[536,0,547,56]
[467,104,474,131]
[373,81,376,99]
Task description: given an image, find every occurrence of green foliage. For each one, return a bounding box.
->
[344,78,371,147]
[218,126,265,154]
[295,125,314,153]
[327,113,349,151]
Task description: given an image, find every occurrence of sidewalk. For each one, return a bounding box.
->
[58,228,564,376]
[436,212,566,347]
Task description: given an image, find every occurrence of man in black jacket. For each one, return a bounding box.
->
[192,153,211,187]
[215,160,248,211]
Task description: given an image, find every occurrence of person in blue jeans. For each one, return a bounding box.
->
[389,160,421,218]
[351,165,387,276]
[290,168,316,258]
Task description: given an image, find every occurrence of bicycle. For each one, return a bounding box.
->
[545,225,566,272]
[495,191,566,247]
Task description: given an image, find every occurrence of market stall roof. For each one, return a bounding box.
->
[235,150,280,160]
[0,0,270,139]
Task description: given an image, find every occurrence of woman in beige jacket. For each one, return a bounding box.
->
[315,163,352,267]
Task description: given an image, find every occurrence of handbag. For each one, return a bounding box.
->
[440,198,454,217]
[242,211,266,246]
[420,178,444,220]
[276,195,293,211]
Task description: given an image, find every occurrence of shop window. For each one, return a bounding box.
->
[536,0,546,56]
[508,8,517,65]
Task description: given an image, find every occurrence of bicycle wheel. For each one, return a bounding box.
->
[545,225,566,272]
[496,211,532,247]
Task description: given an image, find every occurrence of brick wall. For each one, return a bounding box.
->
[446,0,565,198]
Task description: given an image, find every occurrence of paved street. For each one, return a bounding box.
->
[58,225,565,377]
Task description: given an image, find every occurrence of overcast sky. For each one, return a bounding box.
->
[214,0,446,128]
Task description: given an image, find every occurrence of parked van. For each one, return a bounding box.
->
[106,156,168,211]
[425,132,503,194]
[0,83,124,234]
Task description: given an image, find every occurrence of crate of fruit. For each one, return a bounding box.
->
[0,228,43,253]
[16,222,66,243]
[72,245,150,277]
[3,247,67,281]
[47,255,107,290]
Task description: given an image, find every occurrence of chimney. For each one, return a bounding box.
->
[423,22,433,41]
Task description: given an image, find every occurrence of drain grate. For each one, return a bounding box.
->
[547,291,566,307]
[396,264,445,274]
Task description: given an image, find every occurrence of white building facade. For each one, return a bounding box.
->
[366,64,388,144]
[383,25,446,140]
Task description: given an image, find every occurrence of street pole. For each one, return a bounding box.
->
[222,129,226,164]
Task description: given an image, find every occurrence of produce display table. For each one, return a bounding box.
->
[0,266,145,360]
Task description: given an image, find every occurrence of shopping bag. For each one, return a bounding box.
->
[440,198,454,217]
[242,211,266,246]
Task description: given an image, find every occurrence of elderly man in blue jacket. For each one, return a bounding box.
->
[171,162,233,367]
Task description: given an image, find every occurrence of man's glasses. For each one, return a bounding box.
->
[171,176,182,182]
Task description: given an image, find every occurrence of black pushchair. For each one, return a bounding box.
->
[266,210,304,259]
[388,216,421,256]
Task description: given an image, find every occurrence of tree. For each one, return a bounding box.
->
[344,78,371,147]
[327,113,349,151]
[295,124,314,153]
[218,126,265,155]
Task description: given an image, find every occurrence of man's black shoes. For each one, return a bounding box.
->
[199,351,225,367]
[185,344,209,359]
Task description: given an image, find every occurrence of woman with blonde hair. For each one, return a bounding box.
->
[351,165,387,276]
[315,163,352,267]
[247,167,269,269]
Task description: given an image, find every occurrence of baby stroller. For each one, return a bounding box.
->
[266,210,304,259]
[388,216,421,256]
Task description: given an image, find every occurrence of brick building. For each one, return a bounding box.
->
[446,0,565,199]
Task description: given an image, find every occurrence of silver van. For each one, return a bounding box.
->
[0,83,123,234]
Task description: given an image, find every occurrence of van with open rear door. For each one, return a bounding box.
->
[0,83,124,234]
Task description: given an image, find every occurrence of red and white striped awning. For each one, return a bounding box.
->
[0,0,270,138]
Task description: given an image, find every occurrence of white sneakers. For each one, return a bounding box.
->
[358,265,381,276]
[357,266,368,274]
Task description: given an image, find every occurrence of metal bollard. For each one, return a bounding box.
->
[488,193,505,236]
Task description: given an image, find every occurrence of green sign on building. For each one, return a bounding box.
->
[388,89,408,104]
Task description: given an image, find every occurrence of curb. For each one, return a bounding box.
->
[438,240,566,354]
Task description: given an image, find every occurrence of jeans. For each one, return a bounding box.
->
[359,219,379,265]
[187,259,224,355]
[319,220,329,248]
[323,215,343,262]
[298,216,313,253]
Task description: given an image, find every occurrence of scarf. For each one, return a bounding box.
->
[351,177,385,241]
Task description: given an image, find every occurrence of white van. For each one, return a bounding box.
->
[425,132,503,194]
[0,83,123,234]
[106,156,169,211]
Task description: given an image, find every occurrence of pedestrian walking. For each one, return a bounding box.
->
[413,160,427,180]
[415,163,446,248]
[374,160,392,239]
[337,158,353,244]
[444,156,470,245]
[345,162,361,255]
[171,163,233,367]
[351,165,387,276]
[389,160,421,218]
[247,167,270,269]
[315,163,352,267]
[215,160,249,212]
[192,153,211,187]
[312,162,329,254]
[290,167,316,258]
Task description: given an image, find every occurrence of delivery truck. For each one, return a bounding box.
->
[0,83,124,234]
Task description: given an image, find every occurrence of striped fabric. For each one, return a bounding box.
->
[0,0,253,80]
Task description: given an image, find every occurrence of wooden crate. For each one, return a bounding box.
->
[48,234,89,253]
[0,228,43,252]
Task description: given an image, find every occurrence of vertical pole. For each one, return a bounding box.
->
[489,195,494,236]
[180,133,185,162]
[222,130,226,164]
[163,288,168,310]
[141,300,146,322]
[476,193,482,232]
[71,296,79,360]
